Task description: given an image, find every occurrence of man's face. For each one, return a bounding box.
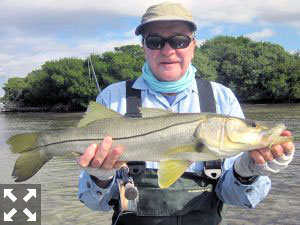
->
[143,21,196,82]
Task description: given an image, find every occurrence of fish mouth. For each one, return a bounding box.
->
[270,123,286,136]
[264,124,293,146]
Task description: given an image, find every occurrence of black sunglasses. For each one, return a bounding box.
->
[144,35,192,50]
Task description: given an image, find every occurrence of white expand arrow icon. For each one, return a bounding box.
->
[23,208,36,221]
[4,208,17,221]
[4,189,17,202]
[23,189,36,202]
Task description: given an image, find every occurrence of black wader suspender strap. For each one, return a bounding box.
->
[195,79,223,179]
[196,79,216,113]
[125,80,142,118]
[126,79,222,179]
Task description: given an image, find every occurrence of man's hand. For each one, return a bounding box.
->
[249,130,294,164]
[78,137,125,187]
[234,130,295,178]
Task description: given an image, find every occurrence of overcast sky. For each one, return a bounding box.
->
[1,0,300,97]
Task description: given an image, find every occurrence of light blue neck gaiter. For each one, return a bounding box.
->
[142,62,197,93]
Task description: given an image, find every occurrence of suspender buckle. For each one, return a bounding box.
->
[204,168,222,179]
[204,160,223,179]
[127,161,146,175]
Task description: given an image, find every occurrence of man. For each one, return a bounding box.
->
[78,2,295,225]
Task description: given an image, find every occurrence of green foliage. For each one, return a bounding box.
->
[10,58,98,110]
[289,53,300,100]
[2,41,299,111]
[199,36,300,102]
[37,58,97,109]
[193,46,218,81]
[3,77,28,104]
[2,45,145,111]
[90,45,144,87]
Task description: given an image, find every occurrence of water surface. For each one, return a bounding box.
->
[0,104,299,225]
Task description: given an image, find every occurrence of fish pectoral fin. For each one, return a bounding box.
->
[194,139,230,159]
[167,141,213,155]
[77,101,122,127]
[197,141,233,158]
[158,160,191,189]
[195,138,223,155]
[138,107,174,118]
[165,144,196,155]
[194,139,212,152]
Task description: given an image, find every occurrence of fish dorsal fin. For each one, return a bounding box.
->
[158,160,191,188]
[138,107,174,118]
[77,101,122,127]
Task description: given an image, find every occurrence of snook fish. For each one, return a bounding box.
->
[7,102,293,188]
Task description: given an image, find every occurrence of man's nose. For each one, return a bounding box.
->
[161,42,176,55]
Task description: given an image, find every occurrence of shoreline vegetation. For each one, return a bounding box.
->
[1,100,299,113]
[1,36,300,112]
[0,102,78,113]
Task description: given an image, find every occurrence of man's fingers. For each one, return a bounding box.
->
[281,130,292,136]
[249,142,294,165]
[101,147,124,169]
[114,161,126,169]
[79,143,98,167]
[249,150,266,164]
[269,144,284,159]
[258,148,274,162]
[79,137,125,170]
[91,137,112,168]
[281,141,295,155]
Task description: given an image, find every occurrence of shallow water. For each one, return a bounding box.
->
[0,103,299,225]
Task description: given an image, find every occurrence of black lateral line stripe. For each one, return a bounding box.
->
[25,118,201,152]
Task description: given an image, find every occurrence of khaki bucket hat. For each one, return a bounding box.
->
[135,1,197,35]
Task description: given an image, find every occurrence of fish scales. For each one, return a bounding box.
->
[6,102,293,186]
[42,113,206,161]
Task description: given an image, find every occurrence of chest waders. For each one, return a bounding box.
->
[111,79,226,225]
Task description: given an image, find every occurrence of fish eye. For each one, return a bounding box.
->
[245,120,257,128]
